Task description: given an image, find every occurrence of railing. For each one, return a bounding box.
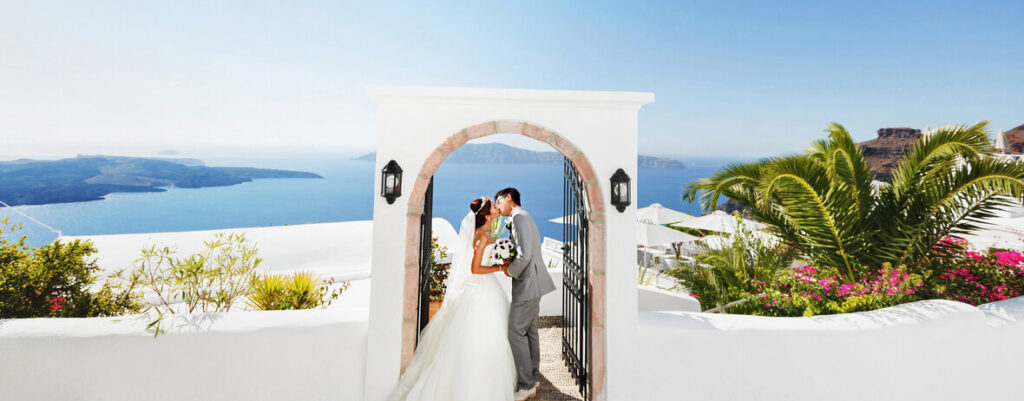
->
[562,156,589,399]
[705,298,748,313]
[416,177,434,338]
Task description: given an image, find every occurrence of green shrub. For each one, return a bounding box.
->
[667,214,795,311]
[0,218,142,318]
[921,237,1024,305]
[132,232,263,334]
[428,235,449,302]
[246,271,349,310]
[733,263,925,317]
[134,232,261,314]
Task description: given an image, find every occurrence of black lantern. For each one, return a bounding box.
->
[610,168,631,213]
[381,160,403,204]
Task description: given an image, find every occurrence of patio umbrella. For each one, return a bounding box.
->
[961,229,1024,251]
[670,210,764,235]
[549,215,581,225]
[551,203,695,226]
[637,203,694,225]
[636,221,699,247]
[697,234,731,250]
[960,216,1024,250]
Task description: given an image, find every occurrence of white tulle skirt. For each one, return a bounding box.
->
[389,272,517,401]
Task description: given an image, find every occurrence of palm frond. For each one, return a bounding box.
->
[683,160,766,212]
[888,121,991,197]
[757,155,860,278]
[893,156,1024,264]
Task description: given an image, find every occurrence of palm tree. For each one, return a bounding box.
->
[684,122,1024,280]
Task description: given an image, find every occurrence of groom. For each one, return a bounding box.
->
[495,187,556,401]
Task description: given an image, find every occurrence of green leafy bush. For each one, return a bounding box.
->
[247,271,349,310]
[667,215,795,311]
[734,264,925,317]
[132,232,263,334]
[429,236,449,302]
[922,237,1024,305]
[0,218,142,318]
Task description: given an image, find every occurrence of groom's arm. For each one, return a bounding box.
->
[507,214,532,279]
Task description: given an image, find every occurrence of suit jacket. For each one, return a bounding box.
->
[507,208,557,302]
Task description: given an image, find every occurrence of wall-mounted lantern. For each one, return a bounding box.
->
[610,168,631,213]
[381,160,403,204]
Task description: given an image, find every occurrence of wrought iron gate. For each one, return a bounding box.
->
[562,156,590,399]
[417,177,434,340]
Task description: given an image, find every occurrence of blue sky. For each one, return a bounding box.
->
[1,1,1021,159]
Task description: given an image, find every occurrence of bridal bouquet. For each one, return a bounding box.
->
[488,238,516,265]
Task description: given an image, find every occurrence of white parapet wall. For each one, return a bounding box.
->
[0,306,370,401]
[637,285,701,313]
[634,297,1024,401]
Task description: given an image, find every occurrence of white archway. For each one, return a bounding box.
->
[364,86,654,401]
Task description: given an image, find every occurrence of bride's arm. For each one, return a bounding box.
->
[471,236,504,275]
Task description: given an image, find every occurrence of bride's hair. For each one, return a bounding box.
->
[469,198,492,229]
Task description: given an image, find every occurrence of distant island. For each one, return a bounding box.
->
[0,155,323,206]
[353,143,685,169]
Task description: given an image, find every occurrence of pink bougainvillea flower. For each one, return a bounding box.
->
[48,296,65,313]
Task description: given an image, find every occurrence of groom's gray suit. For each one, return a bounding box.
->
[506,207,557,392]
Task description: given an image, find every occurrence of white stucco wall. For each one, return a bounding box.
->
[365,86,654,401]
[0,305,370,401]
[637,285,701,313]
[7,217,1023,401]
[634,298,1024,401]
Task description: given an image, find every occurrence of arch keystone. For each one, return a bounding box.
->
[465,122,498,139]
[496,120,525,134]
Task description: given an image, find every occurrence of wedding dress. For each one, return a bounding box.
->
[389,213,517,401]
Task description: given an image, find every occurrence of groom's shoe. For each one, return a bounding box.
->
[514,385,537,401]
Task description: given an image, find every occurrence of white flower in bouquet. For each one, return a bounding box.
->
[490,238,516,264]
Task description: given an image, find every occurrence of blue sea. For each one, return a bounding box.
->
[0,156,724,248]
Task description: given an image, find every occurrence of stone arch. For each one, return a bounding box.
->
[400,120,608,398]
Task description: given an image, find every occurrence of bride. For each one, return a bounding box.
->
[389,197,517,401]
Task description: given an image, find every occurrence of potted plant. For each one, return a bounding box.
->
[428,236,449,319]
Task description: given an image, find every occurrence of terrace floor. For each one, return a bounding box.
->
[537,316,584,401]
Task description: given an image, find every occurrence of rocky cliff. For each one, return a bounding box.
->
[1000,124,1024,154]
[858,127,922,181]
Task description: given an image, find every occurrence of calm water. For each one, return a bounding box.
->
[0,156,720,248]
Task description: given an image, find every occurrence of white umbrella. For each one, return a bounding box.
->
[670,210,764,235]
[636,221,699,247]
[959,216,1024,250]
[549,215,580,225]
[961,229,1024,251]
[551,203,695,226]
[697,234,731,250]
[637,203,694,225]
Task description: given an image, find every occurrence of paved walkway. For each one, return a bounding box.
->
[536,316,584,401]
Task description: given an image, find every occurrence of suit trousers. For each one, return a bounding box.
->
[508,296,541,391]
